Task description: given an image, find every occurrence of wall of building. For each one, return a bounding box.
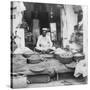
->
[82,6,88,60]
[61,5,78,48]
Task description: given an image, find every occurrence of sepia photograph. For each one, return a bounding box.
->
[10,1,88,89]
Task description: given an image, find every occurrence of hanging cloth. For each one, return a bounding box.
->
[32,19,40,45]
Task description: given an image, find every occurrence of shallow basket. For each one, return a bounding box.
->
[73,55,85,61]
[27,58,42,64]
[27,54,43,64]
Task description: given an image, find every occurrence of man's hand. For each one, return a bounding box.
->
[46,49,50,53]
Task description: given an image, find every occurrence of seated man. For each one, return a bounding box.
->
[35,28,55,53]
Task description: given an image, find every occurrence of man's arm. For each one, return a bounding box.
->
[36,36,41,47]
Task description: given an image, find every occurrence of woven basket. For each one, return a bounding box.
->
[54,54,73,64]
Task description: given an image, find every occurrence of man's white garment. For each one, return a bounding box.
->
[36,35,54,51]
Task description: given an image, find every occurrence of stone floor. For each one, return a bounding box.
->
[12,72,87,89]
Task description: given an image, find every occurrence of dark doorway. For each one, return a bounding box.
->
[23,2,62,49]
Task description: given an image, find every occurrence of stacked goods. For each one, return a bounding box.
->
[22,49,35,58]
[27,54,43,64]
[13,47,34,55]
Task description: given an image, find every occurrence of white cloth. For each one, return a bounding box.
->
[69,43,82,53]
[74,60,88,77]
[14,29,25,48]
[36,35,54,51]
[15,36,21,48]
[13,1,26,13]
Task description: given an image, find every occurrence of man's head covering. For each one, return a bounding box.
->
[42,28,48,31]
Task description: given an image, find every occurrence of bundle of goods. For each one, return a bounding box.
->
[11,76,27,88]
[73,53,85,62]
[27,54,43,64]
[22,49,35,58]
[27,74,50,84]
[54,51,73,64]
[12,54,26,64]
[13,47,32,55]
[54,48,66,55]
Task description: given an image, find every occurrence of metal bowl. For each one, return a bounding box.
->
[73,53,85,61]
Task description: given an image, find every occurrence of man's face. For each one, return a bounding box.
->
[74,30,77,33]
[42,31,47,37]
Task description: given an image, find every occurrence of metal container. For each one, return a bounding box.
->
[27,74,50,83]
[27,54,42,64]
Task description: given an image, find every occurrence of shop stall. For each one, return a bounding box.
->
[11,1,87,88]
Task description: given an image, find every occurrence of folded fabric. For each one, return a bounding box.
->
[36,46,55,51]
[28,54,42,60]
[12,55,26,64]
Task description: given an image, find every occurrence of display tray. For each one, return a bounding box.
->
[40,54,54,58]
[30,65,46,73]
